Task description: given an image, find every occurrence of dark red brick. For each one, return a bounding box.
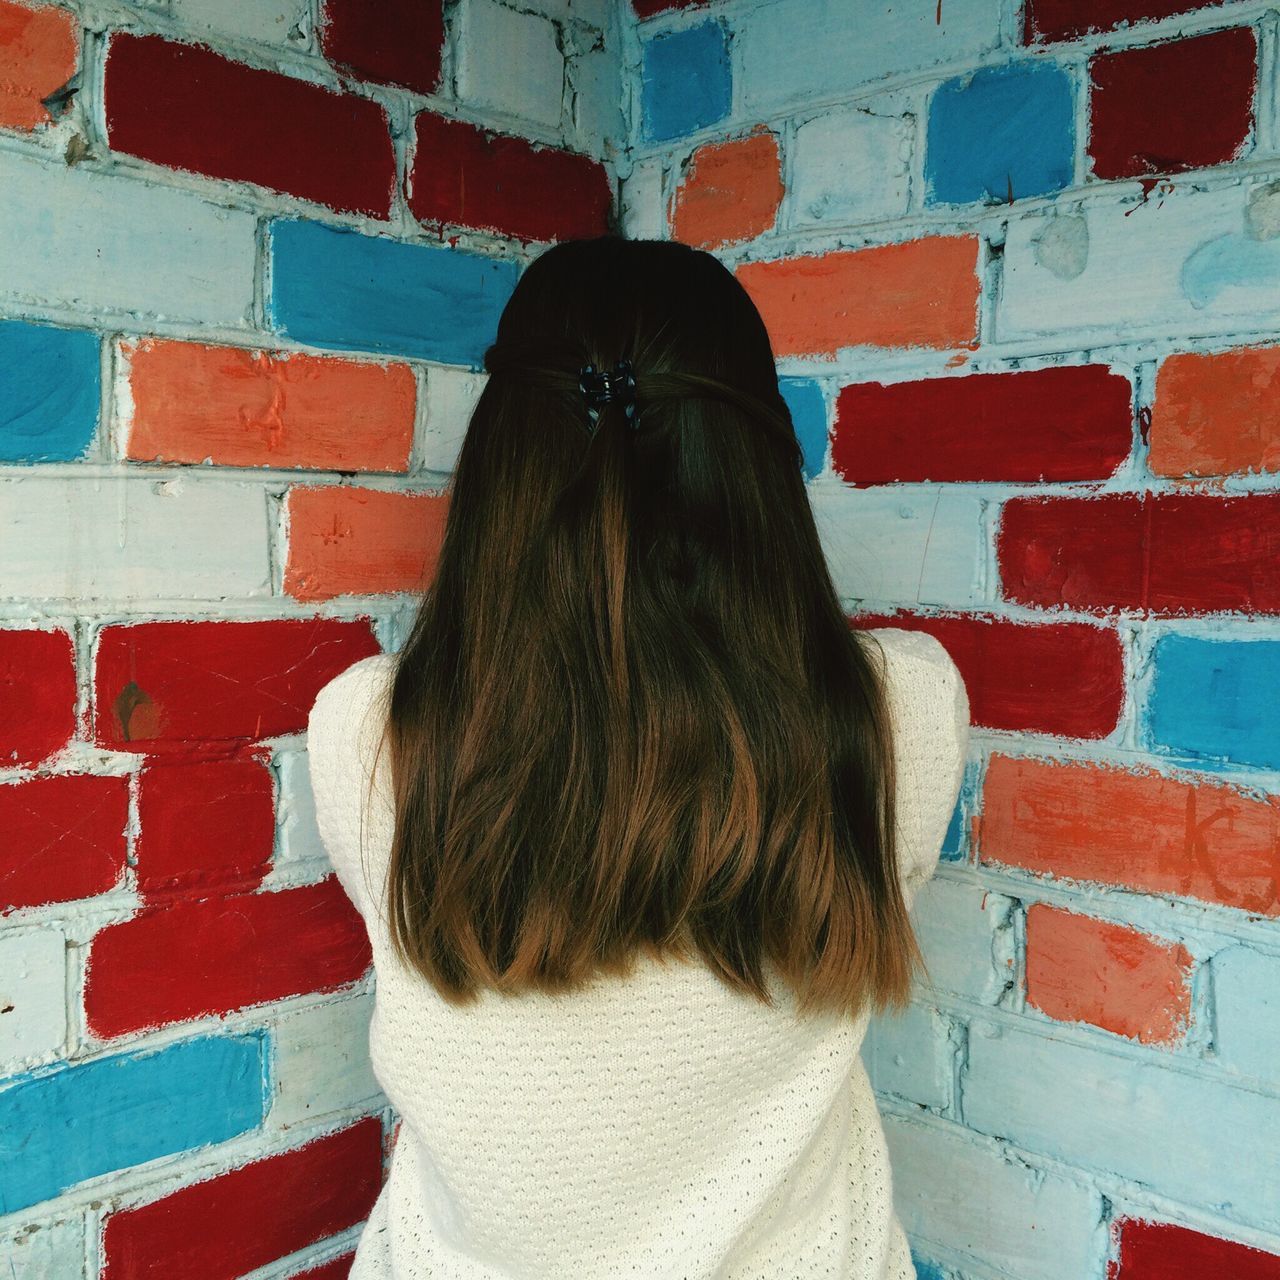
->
[1,773,129,912]
[1025,0,1230,42]
[997,492,1280,615]
[93,617,380,752]
[84,878,371,1038]
[320,0,444,96]
[852,613,1125,740]
[834,365,1132,486]
[633,0,708,16]
[1088,28,1257,180]
[1108,1215,1280,1279]
[102,1118,383,1279]
[409,111,612,245]
[104,32,395,218]
[135,750,275,901]
[0,628,77,768]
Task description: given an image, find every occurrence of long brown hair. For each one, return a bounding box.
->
[373,235,924,1020]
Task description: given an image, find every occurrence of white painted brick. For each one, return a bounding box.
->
[0,152,257,329]
[862,1002,951,1109]
[737,0,1001,117]
[515,0,608,19]
[619,155,667,241]
[422,365,487,474]
[168,0,311,48]
[456,0,565,131]
[266,747,332,889]
[1211,945,1280,1084]
[963,1020,1280,1224]
[884,1114,1104,1280]
[0,476,270,601]
[0,928,68,1071]
[912,878,1012,1005]
[269,992,384,1130]
[1000,183,1280,343]
[567,26,623,158]
[807,481,985,609]
[789,100,914,228]
[0,1215,87,1280]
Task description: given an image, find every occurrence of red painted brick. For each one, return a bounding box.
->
[1088,28,1256,180]
[1150,345,1280,479]
[123,339,416,473]
[1,772,129,912]
[408,112,611,245]
[979,753,1280,918]
[0,628,77,767]
[997,492,1280,616]
[1025,904,1193,1045]
[1109,1216,1280,1279]
[1025,0,1230,42]
[834,365,1133,485]
[671,128,783,250]
[851,613,1124,739]
[84,877,371,1038]
[320,0,443,96]
[102,1118,382,1279]
[291,1254,355,1280]
[103,32,395,218]
[284,486,449,602]
[0,0,78,131]
[735,238,981,357]
[633,0,707,16]
[135,751,274,901]
[93,618,381,751]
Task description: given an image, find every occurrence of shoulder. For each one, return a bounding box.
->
[306,651,397,797]
[862,625,968,729]
[308,652,395,740]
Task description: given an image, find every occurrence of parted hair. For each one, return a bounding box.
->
[373,234,926,1019]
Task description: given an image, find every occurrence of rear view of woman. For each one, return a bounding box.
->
[307,234,971,1279]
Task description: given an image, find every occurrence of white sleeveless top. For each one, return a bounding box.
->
[306,626,970,1279]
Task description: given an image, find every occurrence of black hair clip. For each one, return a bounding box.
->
[579,360,637,430]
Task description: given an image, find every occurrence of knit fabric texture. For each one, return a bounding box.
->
[306,625,971,1279]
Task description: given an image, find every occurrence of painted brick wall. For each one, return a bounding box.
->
[617,0,1280,1277]
[6,0,1279,1277]
[0,0,618,1274]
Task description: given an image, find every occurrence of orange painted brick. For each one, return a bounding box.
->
[734,236,980,357]
[1151,345,1280,479]
[1025,903,1193,1045]
[979,753,1280,918]
[284,485,448,601]
[0,1,76,131]
[671,127,783,250]
[123,339,416,472]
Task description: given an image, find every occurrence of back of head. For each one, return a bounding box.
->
[380,233,920,1020]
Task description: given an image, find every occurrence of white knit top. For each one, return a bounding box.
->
[306,626,970,1280]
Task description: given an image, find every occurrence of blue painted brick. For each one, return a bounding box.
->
[0,321,99,463]
[268,219,520,369]
[0,1033,265,1215]
[912,1253,948,1280]
[779,377,827,480]
[941,759,979,863]
[925,61,1074,206]
[1146,633,1280,771]
[641,22,731,143]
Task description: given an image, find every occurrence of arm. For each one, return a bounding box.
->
[305,653,395,925]
[873,628,971,910]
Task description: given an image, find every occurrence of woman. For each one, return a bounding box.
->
[307,234,970,1278]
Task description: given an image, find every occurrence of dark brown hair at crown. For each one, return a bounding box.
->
[365,233,928,1019]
